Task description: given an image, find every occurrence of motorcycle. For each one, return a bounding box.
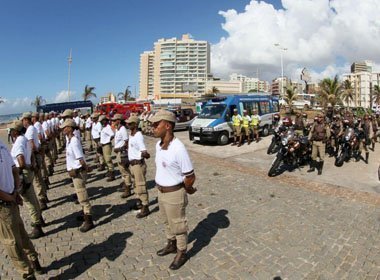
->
[334,127,359,167]
[268,129,311,177]
[267,124,287,154]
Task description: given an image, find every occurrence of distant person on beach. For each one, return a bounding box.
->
[7,127,11,143]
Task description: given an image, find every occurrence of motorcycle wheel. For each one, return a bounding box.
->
[267,139,276,155]
[335,150,346,167]
[268,155,282,177]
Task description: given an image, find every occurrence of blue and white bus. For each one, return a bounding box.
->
[189,94,280,145]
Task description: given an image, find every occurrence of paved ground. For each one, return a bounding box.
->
[0,131,379,280]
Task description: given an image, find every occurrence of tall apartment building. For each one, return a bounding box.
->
[230,73,270,92]
[343,60,378,108]
[139,34,210,100]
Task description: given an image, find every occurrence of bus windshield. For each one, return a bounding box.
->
[198,104,226,119]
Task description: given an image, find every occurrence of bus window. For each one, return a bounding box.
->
[239,101,259,114]
[259,101,270,115]
[272,100,279,112]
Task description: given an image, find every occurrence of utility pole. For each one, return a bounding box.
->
[67,49,72,101]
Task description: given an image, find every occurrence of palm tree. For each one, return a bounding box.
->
[83,85,96,101]
[283,84,299,113]
[118,86,132,102]
[318,75,343,108]
[31,95,46,110]
[373,84,380,106]
[340,80,354,108]
[209,86,220,95]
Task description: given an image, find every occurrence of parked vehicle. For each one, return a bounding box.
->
[268,129,311,177]
[168,108,197,131]
[37,100,93,114]
[334,127,360,167]
[189,94,280,145]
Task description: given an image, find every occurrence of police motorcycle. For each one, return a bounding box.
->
[268,118,311,177]
[267,114,285,154]
[334,119,360,167]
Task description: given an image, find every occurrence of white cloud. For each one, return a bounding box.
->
[0,97,34,115]
[211,0,380,83]
[53,90,77,103]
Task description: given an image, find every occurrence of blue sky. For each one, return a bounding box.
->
[0,0,281,114]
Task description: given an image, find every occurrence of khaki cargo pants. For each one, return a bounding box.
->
[311,140,325,161]
[0,202,38,277]
[158,187,188,251]
[71,170,92,215]
[102,143,114,172]
[117,151,132,186]
[33,153,48,202]
[22,169,42,226]
[129,162,148,206]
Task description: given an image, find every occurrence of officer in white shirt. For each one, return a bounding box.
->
[11,120,46,239]
[0,138,44,279]
[85,113,93,151]
[126,115,151,218]
[91,113,105,170]
[150,110,196,270]
[61,119,94,232]
[41,113,55,175]
[112,114,132,197]
[99,115,115,181]
[22,112,48,211]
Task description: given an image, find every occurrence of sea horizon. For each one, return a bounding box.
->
[0,112,22,124]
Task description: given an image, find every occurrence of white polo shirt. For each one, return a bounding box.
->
[0,140,16,194]
[100,124,114,145]
[155,138,193,187]
[74,116,80,126]
[66,136,85,171]
[85,118,93,129]
[11,135,31,166]
[128,131,146,160]
[34,121,44,142]
[42,121,50,139]
[91,122,102,139]
[25,125,40,150]
[114,126,129,149]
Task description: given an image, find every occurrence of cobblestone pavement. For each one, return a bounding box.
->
[1,133,379,280]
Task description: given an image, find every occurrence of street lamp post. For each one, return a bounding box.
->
[274,43,287,96]
[67,49,72,101]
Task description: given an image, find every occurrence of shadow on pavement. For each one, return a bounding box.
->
[47,231,133,280]
[187,209,230,258]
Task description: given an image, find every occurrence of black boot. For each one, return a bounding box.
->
[120,185,132,198]
[106,171,115,182]
[372,142,375,151]
[136,205,150,218]
[169,250,188,270]
[79,215,95,232]
[157,239,177,256]
[307,160,316,172]
[365,152,369,164]
[29,225,45,239]
[317,161,324,175]
[30,259,45,275]
[132,199,142,210]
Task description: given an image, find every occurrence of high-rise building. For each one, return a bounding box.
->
[350,61,372,73]
[229,73,270,92]
[139,34,210,100]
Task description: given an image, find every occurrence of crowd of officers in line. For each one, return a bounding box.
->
[272,105,380,175]
[0,109,197,279]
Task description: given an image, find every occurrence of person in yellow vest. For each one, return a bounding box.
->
[231,108,243,146]
[242,110,251,145]
[250,109,261,143]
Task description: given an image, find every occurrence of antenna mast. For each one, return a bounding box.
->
[67,49,72,101]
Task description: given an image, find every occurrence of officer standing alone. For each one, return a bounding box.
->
[150,110,197,270]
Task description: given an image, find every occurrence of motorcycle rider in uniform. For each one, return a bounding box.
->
[308,114,330,175]
[330,115,343,157]
[294,112,305,136]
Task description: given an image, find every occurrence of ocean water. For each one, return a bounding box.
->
[0,113,22,124]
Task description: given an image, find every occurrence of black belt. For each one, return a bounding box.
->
[129,159,144,166]
[156,183,184,193]
[101,142,111,147]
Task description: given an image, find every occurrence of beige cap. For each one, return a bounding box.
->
[91,112,100,118]
[61,109,73,118]
[98,115,108,122]
[126,115,140,124]
[44,112,49,117]
[22,112,32,119]
[149,110,176,123]
[31,112,39,118]
[111,113,123,121]
[9,120,24,132]
[59,119,76,129]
